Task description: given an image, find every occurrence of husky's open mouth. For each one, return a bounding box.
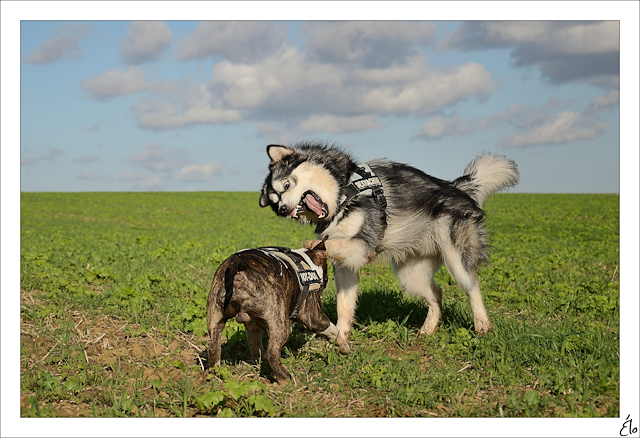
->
[292,191,329,219]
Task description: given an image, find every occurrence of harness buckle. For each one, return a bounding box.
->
[373,188,387,208]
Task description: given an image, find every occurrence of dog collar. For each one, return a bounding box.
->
[254,246,325,320]
[337,163,387,213]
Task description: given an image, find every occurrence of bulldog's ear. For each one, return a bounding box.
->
[259,182,270,207]
[314,235,329,251]
[267,144,294,163]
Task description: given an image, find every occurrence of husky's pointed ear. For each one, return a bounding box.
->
[259,182,270,207]
[267,144,294,164]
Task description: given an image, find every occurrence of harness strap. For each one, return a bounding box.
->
[337,163,387,215]
[256,246,323,320]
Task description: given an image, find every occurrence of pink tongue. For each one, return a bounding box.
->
[305,193,323,215]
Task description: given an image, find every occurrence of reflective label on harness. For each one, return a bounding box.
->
[352,176,382,190]
[299,270,321,285]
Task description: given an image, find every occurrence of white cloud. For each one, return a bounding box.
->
[415,103,532,140]
[440,21,619,86]
[120,157,223,186]
[118,171,164,190]
[21,147,65,165]
[452,21,620,55]
[76,171,97,180]
[177,21,287,63]
[303,21,438,67]
[587,90,620,114]
[355,60,495,116]
[299,114,382,134]
[81,66,147,99]
[76,171,113,182]
[135,176,164,190]
[212,48,495,119]
[119,21,172,65]
[80,66,179,100]
[175,162,222,182]
[80,22,496,134]
[24,24,94,64]
[131,95,242,130]
[125,142,191,173]
[416,114,470,138]
[416,99,611,148]
[79,66,242,130]
[119,171,146,181]
[256,121,297,144]
[499,111,609,148]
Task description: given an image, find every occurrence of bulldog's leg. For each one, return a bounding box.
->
[265,319,293,383]
[207,317,226,369]
[298,295,350,354]
[242,317,265,361]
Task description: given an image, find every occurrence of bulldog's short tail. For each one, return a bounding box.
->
[454,153,520,208]
[223,255,242,310]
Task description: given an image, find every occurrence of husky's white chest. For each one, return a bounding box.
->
[319,210,365,240]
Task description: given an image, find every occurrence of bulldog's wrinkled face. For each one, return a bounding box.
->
[259,146,339,225]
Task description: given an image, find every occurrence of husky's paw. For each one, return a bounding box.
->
[474,324,493,336]
[417,326,438,336]
[320,323,351,354]
[336,335,351,355]
[474,318,493,336]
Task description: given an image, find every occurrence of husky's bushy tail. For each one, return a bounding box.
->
[454,153,519,208]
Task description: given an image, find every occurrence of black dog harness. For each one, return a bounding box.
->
[337,163,387,215]
[255,246,324,320]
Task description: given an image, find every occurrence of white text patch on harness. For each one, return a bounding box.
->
[353,176,382,190]
[299,270,321,285]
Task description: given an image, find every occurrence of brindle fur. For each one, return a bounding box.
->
[206,239,340,383]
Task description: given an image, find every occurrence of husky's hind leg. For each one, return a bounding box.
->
[440,238,492,335]
[333,265,359,353]
[394,256,444,335]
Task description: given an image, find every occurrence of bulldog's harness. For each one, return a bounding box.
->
[337,163,387,214]
[255,246,324,320]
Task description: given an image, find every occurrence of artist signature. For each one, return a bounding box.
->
[620,415,638,436]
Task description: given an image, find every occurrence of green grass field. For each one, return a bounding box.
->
[20,192,619,417]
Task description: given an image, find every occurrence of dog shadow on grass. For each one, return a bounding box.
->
[322,286,476,332]
[197,328,254,368]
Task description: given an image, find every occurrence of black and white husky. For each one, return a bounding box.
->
[259,141,519,353]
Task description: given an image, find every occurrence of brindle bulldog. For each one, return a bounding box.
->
[206,237,346,383]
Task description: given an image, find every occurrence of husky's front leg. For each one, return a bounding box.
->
[324,238,372,270]
[333,264,359,354]
[307,237,372,354]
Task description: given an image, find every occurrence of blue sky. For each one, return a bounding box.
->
[14,17,627,193]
